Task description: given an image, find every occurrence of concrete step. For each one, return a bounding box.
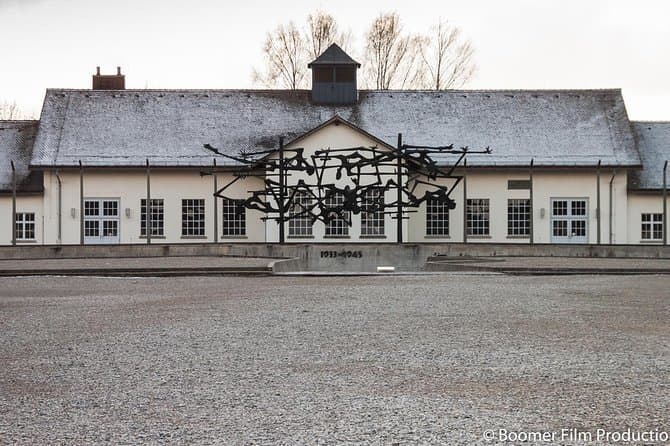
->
[0,266,273,277]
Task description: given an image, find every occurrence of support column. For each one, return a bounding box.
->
[664,161,668,246]
[278,137,285,244]
[596,160,601,245]
[213,158,218,244]
[529,159,534,245]
[146,159,151,244]
[396,133,403,244]
[462,159,467,243]
[11,161,16,246]
[79,160,84,246]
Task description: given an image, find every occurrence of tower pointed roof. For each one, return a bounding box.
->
[308,43,360,68]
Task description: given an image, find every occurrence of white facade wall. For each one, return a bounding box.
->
[0,122,655,246]
[41,169,265,245]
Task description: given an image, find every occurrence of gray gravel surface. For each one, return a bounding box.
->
[0,274,668,445]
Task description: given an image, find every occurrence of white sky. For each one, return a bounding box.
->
[1,0,669,120]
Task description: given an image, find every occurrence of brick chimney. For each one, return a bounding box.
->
[92,66,125,90]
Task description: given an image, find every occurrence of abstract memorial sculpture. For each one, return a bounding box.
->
[203,135,491,243]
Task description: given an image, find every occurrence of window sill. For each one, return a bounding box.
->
[221,235,248,239]
[15,239,37,243]
[287,235,315,239]
[323,235,351,239]
[640,239,663,244]
[139,235,166,239]
[181,236,208,240]
[506,235,530,239]
[467,235,492,239]
[360,235,387,239]
[424,235,451,239]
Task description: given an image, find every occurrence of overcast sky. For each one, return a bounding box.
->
[1,0,669,120]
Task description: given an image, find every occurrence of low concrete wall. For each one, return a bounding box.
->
[1,242,670,272]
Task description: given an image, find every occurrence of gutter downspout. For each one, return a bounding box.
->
[213,158,218,244]
[462,158,467,244]
[609,169,616,245]
[11,161,16,246]
[55,169,62,244]
[396,133,403,244]
[664,161,668,246]
[278,137,285,244]
[529,159,534,245]
[146,159,151,245]
[79,160,84,246]
[596,160,601,245]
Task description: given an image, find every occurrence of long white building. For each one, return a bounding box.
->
[1,45,669,246]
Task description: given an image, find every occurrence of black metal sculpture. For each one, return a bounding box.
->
[203,134,490,243]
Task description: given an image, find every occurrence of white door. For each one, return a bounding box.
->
[84,199,120,244]
[550,198,588,244]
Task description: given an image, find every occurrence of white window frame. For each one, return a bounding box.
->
[15,212,36,241]
[507,199,530,237]
[426,198,449,236]
[324,192,350,237]
[141,199,165,237]
[641,213,663,241]
[182,199,206,237]
[466,199,490,236]
[361,188,385,237]
[288,192,313,237]
[222,198,246,237]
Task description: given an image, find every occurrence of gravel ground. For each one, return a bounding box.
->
[0,274,668,445]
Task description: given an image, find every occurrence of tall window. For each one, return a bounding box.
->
[182,199,205,236]
[641,213,663,241]
[507,199,530,236]
[466,199,490,236]
[361,188,385,236]
[324,192,350,236]
[426,198,449,236]
[15,213,35,241]
[141,199,164,237]
[222,199,246,237]
[288,192,313,237]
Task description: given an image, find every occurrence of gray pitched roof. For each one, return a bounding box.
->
[308,43,360,67]
[0,121,41,193]
[629,122,670,190]
[31,88,640,169]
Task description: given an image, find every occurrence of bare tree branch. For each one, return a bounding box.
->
[0,101,26,120]
[253,22,308,89]
[363,13,423,90]
[417,20,477,90]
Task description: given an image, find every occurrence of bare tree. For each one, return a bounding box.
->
[0,101,25,120]
[417,20,476,90]
[253,22,308,89]
[363,13,423,90]
[306,10,352,60]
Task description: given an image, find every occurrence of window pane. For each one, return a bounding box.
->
[641,213,664,240]
[466,199,489,236]
[182,199,205,236]
[361,188,384,236]
[288,192,313,237]
[426,197,449,236]
[141,199,165,237]
[324,192,349,236]
[507,199,530,236]
[222,199,246,237]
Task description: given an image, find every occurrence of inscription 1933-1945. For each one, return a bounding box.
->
[320,250,363,259]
